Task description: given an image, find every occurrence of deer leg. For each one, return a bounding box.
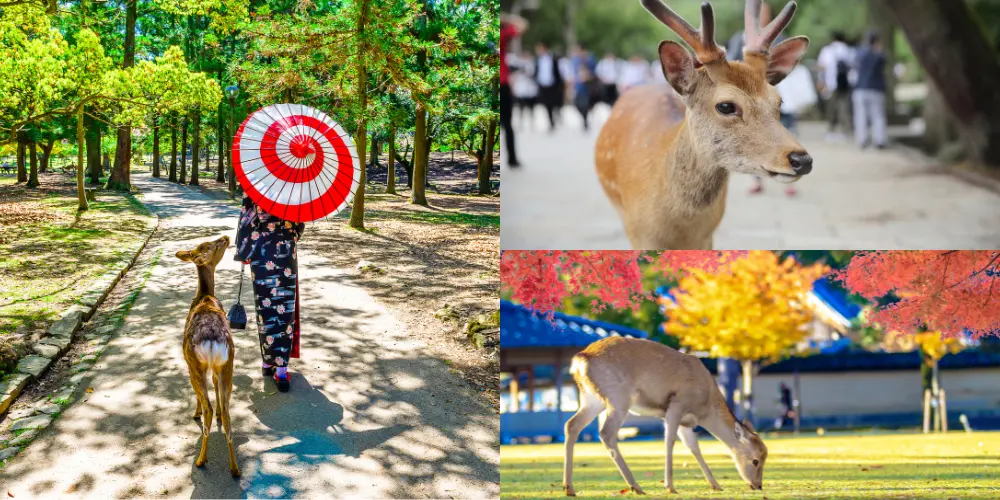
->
[600,403,644,495]
[213,371,222,424]
[189,368,212,467]
[221,362,241,477]
[664,413,680,494]
[563,391,603,497]
[679,426,721,491]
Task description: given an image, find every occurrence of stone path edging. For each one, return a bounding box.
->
[0,206,160,435]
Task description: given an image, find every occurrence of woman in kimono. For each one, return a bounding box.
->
[235,195,304,392]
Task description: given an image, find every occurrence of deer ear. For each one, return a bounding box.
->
[743,418,757,434]
[658,41,697,96]
[767,36,810,85]
[735,422,749,443]
[176,250,193,262]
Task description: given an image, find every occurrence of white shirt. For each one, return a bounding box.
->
[558,57,574,83]
[595,58,620,85]
[817,41,853,93]
[535,53,557,87]
[650,60,667,83]
[618,60,651,90]
[512,58,538,98]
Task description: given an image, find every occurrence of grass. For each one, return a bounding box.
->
[501,431,1000,499]
[0,174,155,374]
[365,209,499,228]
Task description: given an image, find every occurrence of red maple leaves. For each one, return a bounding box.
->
[835,251,1000,339]
[499,251,743,316]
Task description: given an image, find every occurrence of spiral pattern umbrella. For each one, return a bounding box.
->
[233,104,360,223]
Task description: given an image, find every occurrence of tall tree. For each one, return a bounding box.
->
[190,111,200,186]
[107,0,138,191]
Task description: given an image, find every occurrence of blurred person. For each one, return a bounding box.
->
[595,52,621,106]
[618,55,651,93]
[534,43,564,132]
[500,13,527,168]
[571,45,598,131]
[773,382,795,430]
[817,31,854,141]
[649,58,667,83]
[726,1,800,197]
[511,50,539,130]
[853,32,888,149]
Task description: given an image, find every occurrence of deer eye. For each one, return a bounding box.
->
[716,102,739,116]
[752,459,759,467]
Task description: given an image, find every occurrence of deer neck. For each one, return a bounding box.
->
[667,122,729,214]
[700,394,742,453]
[195,265,216,300]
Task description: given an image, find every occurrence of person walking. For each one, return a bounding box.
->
[853,32,889,149]
[774,382,795,430]
[595,52,621,107]
[500,13,527,168]
[570,45,597,131]
[817,32,855,141]
[235,196,305,392]
[511,50,539,130]
[533,43,564,132]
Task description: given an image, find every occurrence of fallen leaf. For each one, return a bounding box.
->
[861,468,869,472]
[8,491,15,497]
[86,387,94,393]
[619,489,629,495]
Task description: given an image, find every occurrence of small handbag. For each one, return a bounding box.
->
[227,263,248,330]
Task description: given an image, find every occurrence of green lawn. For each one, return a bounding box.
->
[0,173,155,374]
[501,431,1000,499]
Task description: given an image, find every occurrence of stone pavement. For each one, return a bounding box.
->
[501,104,1000,250]
[0,174,498,498]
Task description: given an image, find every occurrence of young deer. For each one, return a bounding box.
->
[563,337,767,496]
[595,0,812,249]
[177,235,241,477]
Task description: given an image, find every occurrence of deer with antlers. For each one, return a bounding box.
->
[595,0,812,250]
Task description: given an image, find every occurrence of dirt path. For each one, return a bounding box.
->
[0,174,498,498]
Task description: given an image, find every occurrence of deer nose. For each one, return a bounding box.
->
[788,151,813,175]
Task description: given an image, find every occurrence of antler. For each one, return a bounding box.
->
[744,0,797,53]
[641,0,726,65]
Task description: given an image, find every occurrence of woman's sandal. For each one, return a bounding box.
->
[274,372,291,392]
[262,365,275,377]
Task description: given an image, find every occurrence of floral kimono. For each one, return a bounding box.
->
[235,195,305,367]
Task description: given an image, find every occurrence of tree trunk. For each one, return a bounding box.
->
[107,0,137,191]
[369,137,378,166]
[152,116,161,178]
[169,118,178,182]
[411,103,428,205]
[868,0,897,119]
[16,136,26,183]
[741,360,755,424]
[348,0,371,229]
[190,112,200,186]
[77,107,89,211]
[922,80,958,155]
[27,141,39,188]
[217,100,225,183]
[402,143,413,187]
[85,115,101,185]
[882,0,1000,167]
[39,139,54,174]
[387,126,397,195]
[479,121,496,195]
[180,117,188,184]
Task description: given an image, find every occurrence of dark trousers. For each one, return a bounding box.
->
[602,83,619,107]
[538,85,561,130]
[500,83,519,166]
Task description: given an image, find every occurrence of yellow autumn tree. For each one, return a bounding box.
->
[663,251,829,420]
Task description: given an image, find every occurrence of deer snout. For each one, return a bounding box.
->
[787,151,813,176]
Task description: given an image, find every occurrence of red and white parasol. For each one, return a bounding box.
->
[233,104,360,223]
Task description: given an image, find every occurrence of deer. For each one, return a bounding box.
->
[595,0,812,250]
[176,235,241,477]
[563,337,767,496]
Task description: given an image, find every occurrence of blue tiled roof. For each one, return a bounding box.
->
[812,277,863,320]
[500,300,648,349]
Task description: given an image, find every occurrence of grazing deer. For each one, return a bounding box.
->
[177,235,241,477]
[563,337,767,496]
[595,0,812,250]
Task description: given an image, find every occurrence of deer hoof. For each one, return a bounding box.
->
[195,457,207,467]
[564,486,576,497]
[710,484,723,491]
[230,465,242,477]
[667,487,678,494]
[632,486,646,495]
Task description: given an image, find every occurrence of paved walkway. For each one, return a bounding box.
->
[0,175,498,498]
[501,104,1000,249]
